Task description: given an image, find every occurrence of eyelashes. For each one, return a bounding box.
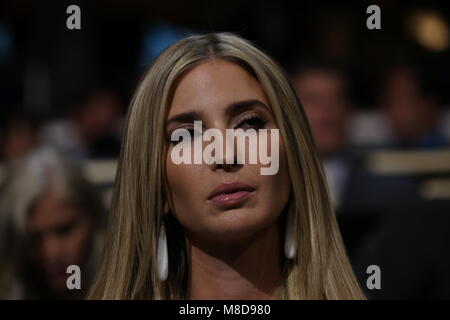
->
[167,126,200,145]
[235,114,267,131]
[167,114,268,145]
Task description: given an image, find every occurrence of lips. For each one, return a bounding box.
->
[208,181,255,208]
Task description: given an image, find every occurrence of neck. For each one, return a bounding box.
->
[186,222,283,300]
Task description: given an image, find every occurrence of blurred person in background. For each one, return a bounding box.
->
[348,65,450,299]
[292,64,351,158]
[380,65,448,149]
[40,88,124,160]
[0,147,105,299]
[0,113,38,164]
[293,63,450,299]
[291,63,352,208]
[292,63,418,213]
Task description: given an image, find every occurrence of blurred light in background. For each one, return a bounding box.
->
[0,22,12,64]
[406,9,449,51]
[139,21,191,68]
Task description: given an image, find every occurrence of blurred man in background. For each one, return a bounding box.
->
[293,62,450,299]
[40,89,124,160]
[380,65,448,149]
[292,64,352,208]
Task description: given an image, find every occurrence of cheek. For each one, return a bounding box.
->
[165,155,206,219]
[63,222,92,262]
[258,143,291,215]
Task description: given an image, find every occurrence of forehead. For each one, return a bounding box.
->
[168,59,268,116]
[28,192,80,231]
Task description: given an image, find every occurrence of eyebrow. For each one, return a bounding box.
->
[165,99,269,128]
[225,99,269,117]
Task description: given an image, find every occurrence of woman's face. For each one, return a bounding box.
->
[165,59,290,243]
[27,191,94,292]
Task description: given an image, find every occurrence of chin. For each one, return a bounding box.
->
[47,280,68,293]
[204,209,271,242]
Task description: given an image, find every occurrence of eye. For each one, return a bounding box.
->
[236,115,267,131]
[168,126,201,145]
[55,222,75,237]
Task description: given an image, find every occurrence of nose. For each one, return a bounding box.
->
[211,131,243,173]
[214,157,242,172]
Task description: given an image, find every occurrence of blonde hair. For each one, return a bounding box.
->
[88,32,365,300]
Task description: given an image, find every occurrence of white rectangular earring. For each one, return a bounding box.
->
[284,209,297,259]
[157,223,169,281]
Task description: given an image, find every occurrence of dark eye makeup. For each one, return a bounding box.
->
[167,126,199,145]
[235,113,268,131]
[167,111,269,145]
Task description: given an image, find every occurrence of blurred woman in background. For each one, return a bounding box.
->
[0,148,105,299]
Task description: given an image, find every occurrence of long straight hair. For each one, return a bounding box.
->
[88,32,365,300]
